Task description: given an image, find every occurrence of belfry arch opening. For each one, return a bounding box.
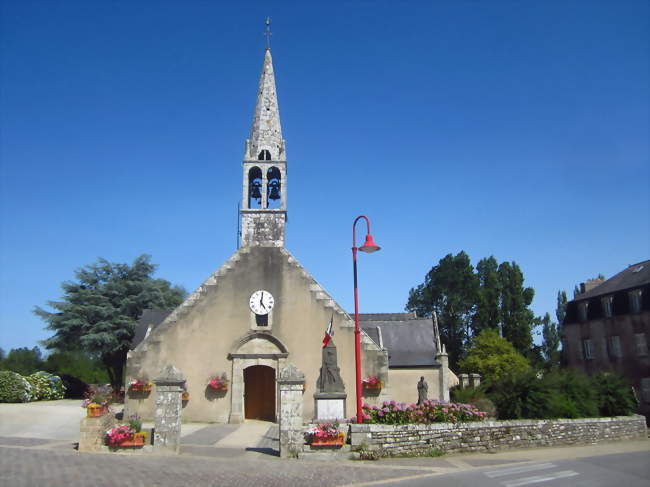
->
[248,166,262,209]
[258,149,271,161]
[267,167,282,209]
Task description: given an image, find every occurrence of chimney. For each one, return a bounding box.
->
[580,277,605,295]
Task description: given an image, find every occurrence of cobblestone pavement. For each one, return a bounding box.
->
[0,443,437,487]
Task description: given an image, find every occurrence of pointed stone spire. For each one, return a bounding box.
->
[245,49,285,161]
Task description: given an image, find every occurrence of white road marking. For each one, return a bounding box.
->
[502,470,580,487]
[485,463,557,478]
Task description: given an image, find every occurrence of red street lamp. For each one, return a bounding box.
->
[352,215,381,424]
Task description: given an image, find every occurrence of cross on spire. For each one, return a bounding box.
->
[265,17,272,49]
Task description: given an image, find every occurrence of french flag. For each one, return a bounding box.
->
[322,315,334,347]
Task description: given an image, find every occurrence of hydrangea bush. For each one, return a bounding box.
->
[25,373,50,400]
[0,371,33,403]
[362,400,488,424]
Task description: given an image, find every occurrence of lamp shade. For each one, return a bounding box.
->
[359,233,381,253]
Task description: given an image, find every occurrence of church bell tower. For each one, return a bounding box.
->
[240,47,287,248]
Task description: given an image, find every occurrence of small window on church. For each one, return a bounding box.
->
[266,167,281,209]
[258,149,271,161]
[248,166,263,209]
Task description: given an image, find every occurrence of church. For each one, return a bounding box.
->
[124,47,455,424]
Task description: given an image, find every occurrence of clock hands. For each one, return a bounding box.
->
[259,292,266,310]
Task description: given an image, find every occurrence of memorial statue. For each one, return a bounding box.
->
[417,376,428,405]
[316,339,345,393]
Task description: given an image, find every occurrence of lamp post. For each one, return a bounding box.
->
[352,215,381,424]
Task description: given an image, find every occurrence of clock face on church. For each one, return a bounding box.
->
[249,290,274,315]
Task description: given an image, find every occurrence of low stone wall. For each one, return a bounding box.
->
[349,415,647,455]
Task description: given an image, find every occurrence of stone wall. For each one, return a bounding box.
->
[79,413,115,452]
[349,415,647,455]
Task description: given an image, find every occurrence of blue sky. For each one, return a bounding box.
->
[1,1,648,353]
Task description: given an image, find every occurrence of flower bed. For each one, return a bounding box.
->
[362,399,487,424]
[306,422,345,447]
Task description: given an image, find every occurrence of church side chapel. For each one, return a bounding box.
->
[124,46,455,424]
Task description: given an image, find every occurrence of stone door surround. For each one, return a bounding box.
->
[228,332,288,424]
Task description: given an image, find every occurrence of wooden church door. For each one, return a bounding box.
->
[244,365,276,421]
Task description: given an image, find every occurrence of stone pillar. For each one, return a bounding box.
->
[277,363,305,458]
[470,373,481,388]
[437,345,450,401]
[153,365,185,455]
[79,413,115,452]
[459,374,470,388]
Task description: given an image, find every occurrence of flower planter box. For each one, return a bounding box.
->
[362,380,384,389]
[119,432,146,448]
[130,383,152,392]
[182,392,190,401]
[86,404,108,417]
[310,432,345,447]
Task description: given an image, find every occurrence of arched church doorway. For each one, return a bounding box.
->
[244,365,275,421]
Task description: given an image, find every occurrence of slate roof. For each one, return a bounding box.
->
[359,314,439,368]
[131,309,172,349]
[358,312,417,321]
[573,260,650,302]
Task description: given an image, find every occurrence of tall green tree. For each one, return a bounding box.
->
[556,290,568,325]
[2,347,44,375]
[498,262,535,354]
[406,251,478,368]
[472,256,501,334]
[541,312,560,368]
[35,255,186,388]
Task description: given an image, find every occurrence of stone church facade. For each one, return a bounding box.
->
[124,48,453,423]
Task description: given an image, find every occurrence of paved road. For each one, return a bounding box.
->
[373,451,650,487]
[0,437,648,487]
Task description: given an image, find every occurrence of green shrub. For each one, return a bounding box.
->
[541,370,598,418]
[0,370,33,402]
[593,372,637,416]
[487,371,552,420]
[544,392,580,419]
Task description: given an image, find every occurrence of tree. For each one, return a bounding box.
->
[459,329,530,383]
[406,251,478,368]
[0,347,5,363]
[35,255,186,388]
[541,312,560,368]
[498,262,535,355]
[556,290,568,325]
[44,351,109,385]
[2,347,44,375]
[472,256,501,334]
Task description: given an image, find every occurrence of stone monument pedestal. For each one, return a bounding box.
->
[314,392,347,421]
